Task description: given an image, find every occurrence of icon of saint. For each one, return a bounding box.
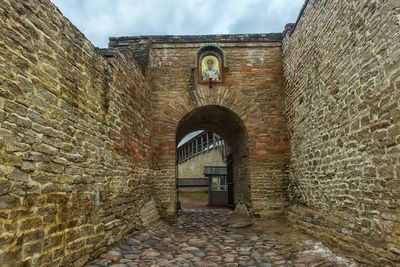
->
[202,57,220,80]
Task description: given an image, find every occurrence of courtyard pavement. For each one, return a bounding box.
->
[85,208,356,267]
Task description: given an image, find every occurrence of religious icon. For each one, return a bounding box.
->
[201,55,220,81]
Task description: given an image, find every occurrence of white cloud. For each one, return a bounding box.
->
[51,0,304,48]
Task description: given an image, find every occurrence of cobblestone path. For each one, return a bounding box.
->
[86,209,353,267]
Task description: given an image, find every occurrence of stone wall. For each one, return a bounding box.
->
[178,148,225,178]
[5,0,399,265]
[0,0,157,266]
[98,48,157,250]
[282,0,400,264]
[178,148,225,193]
[109,35,290,218]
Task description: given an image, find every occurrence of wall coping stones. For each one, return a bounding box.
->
[108,33,282,48]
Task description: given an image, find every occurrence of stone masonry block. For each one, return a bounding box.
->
[390,0,400,8]
[6,168,28,182]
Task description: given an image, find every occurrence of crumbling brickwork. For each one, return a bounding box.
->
[282,0,400,264]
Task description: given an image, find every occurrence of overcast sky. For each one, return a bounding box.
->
[51,0,304,48]
[50,0,304,145]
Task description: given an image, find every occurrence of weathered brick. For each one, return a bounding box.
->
[5,142,30,152]
[31,253,52,266]
[6,114,32,129]
[23,241,43,257]
[11,184,40,196]
[0,194,20,209]
[23,152,51,162]
[16,230,44,245]
[0,248,22,266]
[37,162,64,174]
[20,217,42,231]
[6,168,28,182]
[62,249,82,265]
[32,143,58,156]
[23,195,46,208]
[0,235,14,250]
[20,161,35,172]
[0,180,11,195]
[65,228,81,243]
[3,101,28,116]
[390,0,400,8]
[66,238,85,251]
[30,173,55,183]
[282,0,400,264]
[42,184,59,193]
[46,193,68,205]
[43,234,63,250]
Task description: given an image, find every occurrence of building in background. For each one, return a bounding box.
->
[177,131,227,192]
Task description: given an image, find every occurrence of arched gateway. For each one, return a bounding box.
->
[1,1,398,265]
[176,105,249,211]
[110,35,292,219]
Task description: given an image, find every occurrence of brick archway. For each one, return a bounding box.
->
[176,105,250,211]
[2,1,398,264]
[143,35,290,219]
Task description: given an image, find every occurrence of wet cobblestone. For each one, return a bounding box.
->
[86,209,351,267]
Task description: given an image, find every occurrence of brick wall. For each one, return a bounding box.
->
[282,0,400,264]
[4,0,397,265]
[109,36,290,218]
[0,0,157,266]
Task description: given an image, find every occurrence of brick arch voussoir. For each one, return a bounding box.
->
[189,87,264,130]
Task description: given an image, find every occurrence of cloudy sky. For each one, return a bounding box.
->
[51,0,304,48]
[50,0,304,145]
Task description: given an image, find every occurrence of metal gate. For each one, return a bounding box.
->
[227,154,235,208]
